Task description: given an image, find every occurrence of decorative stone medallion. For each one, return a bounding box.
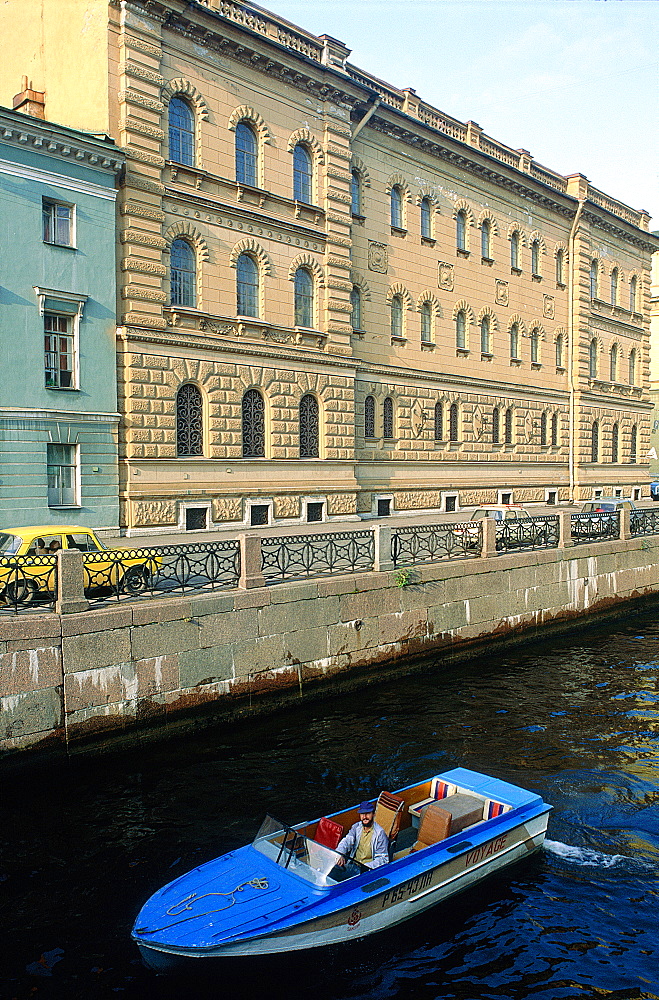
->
[368,241,388,273]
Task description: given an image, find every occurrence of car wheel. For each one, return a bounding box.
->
[122,565,147,595]
[5,579,38,606]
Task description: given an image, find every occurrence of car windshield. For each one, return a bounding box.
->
[252,815,345,887]
[0,533,21,555]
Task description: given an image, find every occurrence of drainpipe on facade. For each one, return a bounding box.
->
[352,96,381,140]
[568,197,585,503]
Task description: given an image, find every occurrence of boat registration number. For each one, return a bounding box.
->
[380,871,433,907]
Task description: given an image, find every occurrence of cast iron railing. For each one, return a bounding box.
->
[0,554,57,613]
[391,522,481,566]
[571,511,620,544]
[82,540,241,607]
[261,530,374,582]
[495,515,560,552]
[630,508,659,537]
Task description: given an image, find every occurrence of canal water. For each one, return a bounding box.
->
[2,610,659,1000]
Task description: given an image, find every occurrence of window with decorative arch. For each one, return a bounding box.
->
[170,238,196,307]
[456,210,467,251]
[168,97,194,166]
[530,328,540,365]
[235,121,258,186]
[589,338,598,379]
[540,411,547,446]
[555,333,564,369]
[420,197,432,239]
[556,248,565,285]
[294,267,314,328]
[590,259,599,299]
[242,388,266,458]
[551,412,558,447]
[629,275,638,312]
[390,185,403,229]
[629,348,637,386]
[609,343,618,383]
[434,401,443,441]
[610,267,618,306]
[611,422,619,463]
[420,301,433,344]
[492,406,500,444]
[481,218,491,259]
[351,285,362,333]
[176,383,203,457]
[364,395,376,439]
[236,253,259,318]
[630,424,638,464]
[293,144,312,204]
[391,295,403,339]
[590,421,599,463]
[383,397,394,440]
[299,394,319,458]
[448,402,459,442]
[510,231,520,270]
[480,315,491,355]
[531,239,541,277]
[456,309,467,350]
[351,169,362,216]
[510,322,520,360]
[504,407,513,444]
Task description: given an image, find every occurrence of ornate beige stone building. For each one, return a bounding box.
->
[2,0,657,532]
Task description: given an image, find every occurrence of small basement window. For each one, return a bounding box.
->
[377,498,391,517]
[185,507,208,530]
[250,504,270,526]
[307,502,324,523]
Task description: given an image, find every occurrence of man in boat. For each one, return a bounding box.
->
[333,801,389,878]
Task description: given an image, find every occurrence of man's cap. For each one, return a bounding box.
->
[358,801,375,814]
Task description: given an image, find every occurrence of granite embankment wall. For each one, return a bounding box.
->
[2,530,659,758]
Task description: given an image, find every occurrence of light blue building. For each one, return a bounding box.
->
[0,103,124,532]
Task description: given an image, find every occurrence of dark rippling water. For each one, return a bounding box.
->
[2,610,659,1000]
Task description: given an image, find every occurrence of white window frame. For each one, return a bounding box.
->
[545,489,558,505]
[178,501,212,531]
[47,442,80,508]
[42,197,75,248]
[442,492,459,513]
[498,489,513,504]
[35,287,86,391]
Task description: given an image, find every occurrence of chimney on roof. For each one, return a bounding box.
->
[13,76,45,119]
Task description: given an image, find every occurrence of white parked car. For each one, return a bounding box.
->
[460,505,553,551]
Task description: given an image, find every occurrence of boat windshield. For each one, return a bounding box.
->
[252,815,346,888]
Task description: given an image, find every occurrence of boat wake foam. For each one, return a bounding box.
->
[543,839,627,868]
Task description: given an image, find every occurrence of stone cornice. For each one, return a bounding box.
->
[0,107,124,174]
[582,209,659,253]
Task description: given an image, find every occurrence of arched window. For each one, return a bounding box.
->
[176,383,203,456]
[294,268,313,328]
[590,421,599,463]
[351,285,362,332]
[589,338,598,379]
[170,238,196,307]
[590,259,598,299]
[449,402,459,442]
[235,121,257,186]
[551,412,558,447]
[456,310,466,350]
[510,231,520,269]
[530,328,540,364]
[364,395,375,439]
[481,219,491,259]
[456,210,467,251]
[168,97,194,166]
[555,333,564,369]
[611,422,619,463]
[630,275,638,312]
[610,267,618,305]
[391,295,403,339]
[629,348,637,386]
[293,144,312,203]
[609,344,618,383]
[390,185,403,229]
[420,197,432,239]
[242,388,265,458]
[630,425,637,463]
[492,407,500,444]
[531,239,540,276]
[351,169,362,216]
[540,411,547,446]
[556,248,565,285]
[434,401,443,441]
[420,301,432,343]
[504,407,513,444]
[299,394,319,458]
[480,315,490,355]
[236,253,259,318]
[383,397,394,439]
[510,322,519,360]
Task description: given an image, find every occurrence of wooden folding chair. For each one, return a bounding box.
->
[374,790,405,842]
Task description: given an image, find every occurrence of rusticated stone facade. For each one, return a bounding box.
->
[1,0,657,533]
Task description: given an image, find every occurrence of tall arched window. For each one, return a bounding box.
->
[610,267,618,305]
[456,310,466,350]
[383,397,394,439]
[510,231,520,269]
[176,383,203,456]
[294,268,313,328]
[504,408,513,444]
[630,275,638,312]
[350,285,362,332]
[293,144,312,203]
[510,322,519,360]
[481,219,491,259]
[434,401,443,441]
[492,407,500,444]
[236,253,259,318]
[480,316,490,354]
[611,422,619,463]
[170,239,196,307]
[351,169,362,216]
[609,344,618,383]
[420,197,432,239]
[629,349,637,386]
[390,186,403,229]
[168,97,194,166]
[630,425,638,463]
[449,403,459,442]
[556,248,565,285]
[364,395,375,439]
[531,239,540,276]
[540,411,547,446]
[589,338,598,379]
[299,394,319,458]
[420,301,432,343]
[530,328,540,364]
[551,412,558,447]
[555,333,564,369]
[456,210,467,251]
[590,259,598,299]
[242,388,265,458]
[235,121,257,186]
[590,421,599,463]
[391,295,403,339]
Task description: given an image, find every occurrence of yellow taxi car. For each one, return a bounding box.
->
[0,525,158,605]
